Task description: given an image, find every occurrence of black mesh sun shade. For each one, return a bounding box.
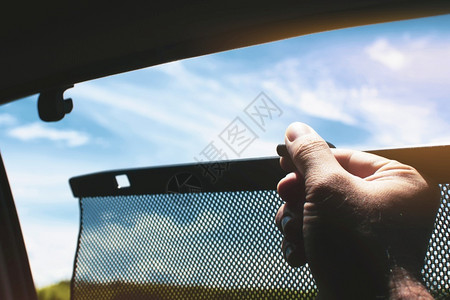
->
[69,157,450,299]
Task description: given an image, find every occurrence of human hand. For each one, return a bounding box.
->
[275,122,440,299]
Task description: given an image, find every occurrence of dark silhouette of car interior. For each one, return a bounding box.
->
[1,1,450,299]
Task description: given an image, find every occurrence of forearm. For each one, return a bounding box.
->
[313,240,433,300]
[316,267,432,300]
[388,266,433,300]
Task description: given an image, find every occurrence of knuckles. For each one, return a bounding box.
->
[290,138,330,167]
[276,203,303,242]
[305,171,350,205]
[282,216,302,242]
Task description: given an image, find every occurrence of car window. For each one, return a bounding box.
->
[0,14,449,288]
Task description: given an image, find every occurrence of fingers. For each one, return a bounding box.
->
[275,203,303,240]
[282,239,306,267]
[276,203,306,267]
[280,133,394,179]
[284,122,342,178]
[277,172,305,203]
[280,156,297,173]
[332,149,391,179]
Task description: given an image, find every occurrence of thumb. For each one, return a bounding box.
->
[285,122,341,178]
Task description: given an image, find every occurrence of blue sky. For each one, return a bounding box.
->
[0,14,450,287]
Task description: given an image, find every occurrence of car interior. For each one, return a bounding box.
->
[1,1,450,299]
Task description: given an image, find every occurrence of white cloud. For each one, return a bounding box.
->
[2,152,113,287]
[362,36,450,91]
[1,149,122,287]
[260,35,450,148]
[21,220,78,287]
[72,34,450,153]
[355,97,446,147]
[399,39,450,87]
[266,71,450,148]
[0,113,17,126]
[2,148,116,206]
[8,123,89,147]
[353,37,450,146]
[366,38,406,71]
[71,82,230,141]
[296,83,362,126]
[68,62,284,165]
[261,59,363,126]
[156,60,223,94]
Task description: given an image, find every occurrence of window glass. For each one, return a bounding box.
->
[1,14,449,288]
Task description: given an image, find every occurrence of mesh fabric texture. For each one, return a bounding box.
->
[72,190,316,299]
[423,184,450,299]
[72,186,450,299]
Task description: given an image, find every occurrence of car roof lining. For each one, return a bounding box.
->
[1,0,450,104]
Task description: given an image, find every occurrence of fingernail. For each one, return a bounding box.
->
[276,144,288,157]
[286,122,313,142]
[281,216,292,233]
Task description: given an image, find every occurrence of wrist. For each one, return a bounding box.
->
[388,266,432,300]
[316,267,432,300]
[313,241,432,300]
